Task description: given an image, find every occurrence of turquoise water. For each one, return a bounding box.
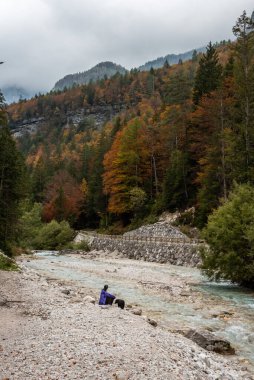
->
[26,252,254,364]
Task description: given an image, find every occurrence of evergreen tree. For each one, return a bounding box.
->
[0,92,7,126]
[232,11,254,181]
[190,59,237,227]
[193,42,222,105]
[192,49,198,62]
[202,184,254,288]
[0,103,27,254]
[163,149,189,210]
[163,59,170,69]
[165,66,194,105]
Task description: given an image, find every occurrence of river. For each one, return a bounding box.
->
[25,251,254,366]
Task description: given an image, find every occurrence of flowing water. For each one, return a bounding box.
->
[26,252,254,364]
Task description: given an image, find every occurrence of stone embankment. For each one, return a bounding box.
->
[75,222,203,267]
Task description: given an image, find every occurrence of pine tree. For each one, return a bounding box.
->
[232,11,254,181]
[163,59,170,69]
[163,149,189,210]
[193,42,222,105]
[0,111,27,254]
[190,60,237,227]
[192,49,198,62]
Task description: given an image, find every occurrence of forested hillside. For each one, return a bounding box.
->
[5,12,254,236]
[53,61,127,92]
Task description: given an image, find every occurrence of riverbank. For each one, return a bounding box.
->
[0,254,253,379]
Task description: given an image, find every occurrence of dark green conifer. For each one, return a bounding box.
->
[0,98,27,254]
[193,42,222,105]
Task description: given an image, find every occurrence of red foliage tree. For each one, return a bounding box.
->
[42,170,83,224]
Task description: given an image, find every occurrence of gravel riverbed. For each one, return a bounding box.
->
[0,255,253,380]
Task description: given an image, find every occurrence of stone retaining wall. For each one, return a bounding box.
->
[75,233,202,267]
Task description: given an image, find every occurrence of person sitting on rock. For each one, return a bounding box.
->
[99,284,115,305]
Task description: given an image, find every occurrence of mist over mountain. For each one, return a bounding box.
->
[52,47,208,92]
[53,61,127,92]
[2,86,33,104]
[138,47,206,71]
[1,46,208,103]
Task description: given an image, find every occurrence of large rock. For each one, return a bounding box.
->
[183,329,235,354]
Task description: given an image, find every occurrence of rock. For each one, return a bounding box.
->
[184,329,235,354]
[131,308,142,316]
[212,310,234,318]
[0,297,8,307]
[199,353,211,367]
[69,297,82,303]
[83,296,96,304]
[180,292,190,297]
[61,289,71,295]
[247,333,254,343]
[146,317,157,327]
[113,371,129,380]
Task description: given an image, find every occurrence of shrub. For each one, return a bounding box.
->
[0,251,19,271]
[201,184,254,287]
[33,220,74,250]
[66,240,90,252]
[19,203,74,250]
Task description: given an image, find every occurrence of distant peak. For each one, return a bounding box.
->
[53,61,127,91]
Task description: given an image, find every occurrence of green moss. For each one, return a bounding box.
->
[0,252,19,271]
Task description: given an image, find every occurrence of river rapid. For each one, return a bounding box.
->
[25,251,254,366]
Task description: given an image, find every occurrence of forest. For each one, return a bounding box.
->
[1,11,254,285]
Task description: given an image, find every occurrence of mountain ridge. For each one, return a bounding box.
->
[3,46,207,103]
[53,61,127,92]
[137,46,206,71]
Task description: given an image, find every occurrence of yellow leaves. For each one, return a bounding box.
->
[81,178,88,198]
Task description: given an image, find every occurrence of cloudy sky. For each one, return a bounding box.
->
[0,0,253,93]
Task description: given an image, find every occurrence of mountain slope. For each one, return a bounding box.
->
[52,47,206,92]
[53,61,127,91]
[138,47,206,71]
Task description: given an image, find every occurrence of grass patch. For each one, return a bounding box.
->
[65,240,91,252]
[0,252,19,271]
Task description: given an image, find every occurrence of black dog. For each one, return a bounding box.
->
[114,299,125,309]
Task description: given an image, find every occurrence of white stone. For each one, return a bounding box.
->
[83,296,96,304]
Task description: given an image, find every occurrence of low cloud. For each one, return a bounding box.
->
[0,0,253,92]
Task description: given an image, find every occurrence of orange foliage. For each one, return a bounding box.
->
[42,170,83,223]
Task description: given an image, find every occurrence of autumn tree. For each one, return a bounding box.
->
[103,118,143,219]
[42,170,83,224]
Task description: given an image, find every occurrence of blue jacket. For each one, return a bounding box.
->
[99,289,115,305]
